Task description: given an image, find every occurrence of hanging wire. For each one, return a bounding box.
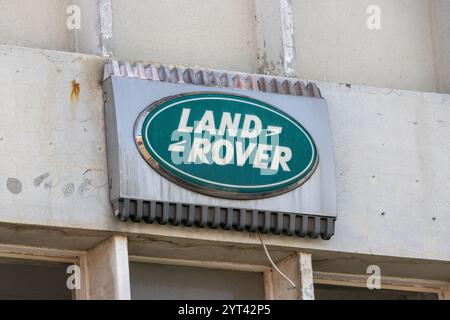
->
[257,231,301,294]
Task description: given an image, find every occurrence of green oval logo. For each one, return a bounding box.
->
[135,92,319,199]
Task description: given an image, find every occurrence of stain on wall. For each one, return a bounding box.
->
[78,179,92,196]
[71,80,80,104]
[6,178,22,195]
[62,183,75,197]
[33,173,50,188]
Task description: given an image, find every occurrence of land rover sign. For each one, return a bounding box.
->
[134,92,319,199]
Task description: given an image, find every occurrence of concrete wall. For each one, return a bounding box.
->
[1,45,450,263]
[0,45,110,229]
[322,80,450,259]
[0,0,75,52]
[0,0,448,94]
[293,0,438,92]
[111,0,258,72]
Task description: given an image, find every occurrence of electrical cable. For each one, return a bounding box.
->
[257,231,301,293]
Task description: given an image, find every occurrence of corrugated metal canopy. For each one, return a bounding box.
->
[114,198,335,240]
[103,60,323,98]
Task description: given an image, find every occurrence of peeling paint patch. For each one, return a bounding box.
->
[71,80,80,104]
[6,178,22,195]
[255,0,297,77]
[99,0,114,57]
[280,0,297,77]
[33,173,50,188]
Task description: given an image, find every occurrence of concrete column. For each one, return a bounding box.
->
[86,236,131,300]
[430,0,450,94]
[255,0,297,77]
[73,0,114,56]
[266,252,315,300]
[439,285,450,300]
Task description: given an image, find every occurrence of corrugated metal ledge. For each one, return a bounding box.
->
[103,60,322,98]
[114,198,335,240]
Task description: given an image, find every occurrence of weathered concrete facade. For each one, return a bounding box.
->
[1,0,448,93]
[1,44,449,262]
[0,0,449,300]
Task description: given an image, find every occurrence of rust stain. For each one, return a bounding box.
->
[70,80,80,104]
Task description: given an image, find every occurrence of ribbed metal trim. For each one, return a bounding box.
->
[114,198,335,240]
[103,60,322,98]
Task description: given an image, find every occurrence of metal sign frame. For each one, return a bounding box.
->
[102,60,337,239]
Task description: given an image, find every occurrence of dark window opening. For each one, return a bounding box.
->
[130,262,265,300]
[315,283,438,300]
[0,257,74,300]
